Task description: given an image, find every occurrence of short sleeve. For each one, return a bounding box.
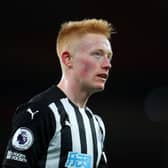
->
[2,103,56,168]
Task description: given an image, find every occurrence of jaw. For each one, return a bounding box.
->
[78,75,107,95]
[89,79,106,94]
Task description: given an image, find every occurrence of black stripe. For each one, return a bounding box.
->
[98,153,108,168]
[69,100,87,153]
[86,109,98,168]
[55,101,72,168]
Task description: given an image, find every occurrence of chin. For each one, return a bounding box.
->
[88,81,106,94]
[95,80,107,89]
[93,84,105,93]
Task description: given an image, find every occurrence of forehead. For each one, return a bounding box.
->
[76,33,112,52]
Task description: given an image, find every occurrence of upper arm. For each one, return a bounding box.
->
[2,103,56,168]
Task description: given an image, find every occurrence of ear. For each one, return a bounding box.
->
[61,51,72,68]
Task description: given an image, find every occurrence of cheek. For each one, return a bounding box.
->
[79,59,97,78]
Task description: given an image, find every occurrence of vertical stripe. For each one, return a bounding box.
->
[102,152,107,163]
[57,98,105,167]
[94,115,106,166]
[95,115,105,143]
[73,106,87,153]
[60,98,81,152]
[93,118,101,167]
[55,100,72,168]
[46,103,61,167]
[86,109,98,168]
[79,108,94,167]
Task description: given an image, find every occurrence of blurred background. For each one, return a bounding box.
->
[0,0,166,167]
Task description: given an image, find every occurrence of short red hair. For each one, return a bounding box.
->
[56,18,113,57]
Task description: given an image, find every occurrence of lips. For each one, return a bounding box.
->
[97,73,108,80]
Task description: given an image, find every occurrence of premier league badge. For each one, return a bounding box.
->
[65,152,91,168]
[12,127,34,151]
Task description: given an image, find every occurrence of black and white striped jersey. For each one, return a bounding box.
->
[2,85,108,168]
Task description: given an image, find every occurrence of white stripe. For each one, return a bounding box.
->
[93,115,102,167]
[60,98,81,152]
[45,102,61,168]
[102,152,107,163]
[95,115,106,142]
[79,108,94,168]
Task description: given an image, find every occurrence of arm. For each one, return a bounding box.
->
[95,115,109,168]
[2,103,56,168]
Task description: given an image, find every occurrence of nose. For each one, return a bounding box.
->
[102,57,112,70]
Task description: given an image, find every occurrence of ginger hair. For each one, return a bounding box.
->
[56,18,113,57]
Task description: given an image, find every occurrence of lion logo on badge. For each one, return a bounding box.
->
[12,127,34,151]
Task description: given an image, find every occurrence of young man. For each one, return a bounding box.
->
[2,18,113,168]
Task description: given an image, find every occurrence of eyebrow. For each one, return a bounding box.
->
[95,49,113,57]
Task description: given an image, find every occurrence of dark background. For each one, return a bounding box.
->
[0,0,166,167]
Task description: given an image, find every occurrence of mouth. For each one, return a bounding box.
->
[96,73,108,80]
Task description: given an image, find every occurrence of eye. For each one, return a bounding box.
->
[92,51,103,59]
[107,54,112,62]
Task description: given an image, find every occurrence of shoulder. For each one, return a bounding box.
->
[16,85,66,114]
[12,85,66,128]
[28,85,65,105]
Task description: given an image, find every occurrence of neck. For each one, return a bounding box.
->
[57,75,91,108]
